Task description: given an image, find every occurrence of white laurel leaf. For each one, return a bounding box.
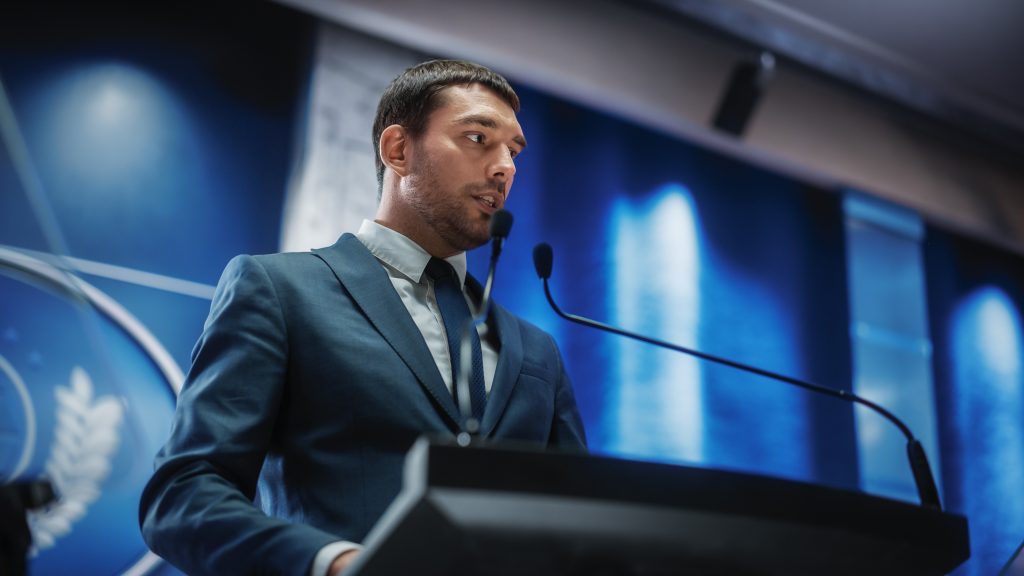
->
[89,398,124,425]
[70,366,93,398]
[55,487,97,506]
[56,384,89,419]
[32,514,61,532]
[28,367,124,555]
[52,431,79,463]
[81,430,120,454]
[56,501,87,521]
[84,401,124,453]
[33,530,55,550]
[76,458,112,479]
[52,507,81,528]
[53,385,72,406]
[46,450,71,478]
[33,511,73,535]
[55,407,86,440]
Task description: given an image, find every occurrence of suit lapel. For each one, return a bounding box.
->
[313,234,461,429]
[466,276,523,438]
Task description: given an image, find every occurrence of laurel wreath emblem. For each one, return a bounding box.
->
[27,366,124,553]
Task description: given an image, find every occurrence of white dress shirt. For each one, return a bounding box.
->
[311,220,499,575]
[354,219,499,393]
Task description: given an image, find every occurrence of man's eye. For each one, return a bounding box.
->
[468,134,484,144]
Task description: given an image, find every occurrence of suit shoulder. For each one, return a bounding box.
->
[224,250,326,277]
[249,250,324,267]
[211,252,328,304]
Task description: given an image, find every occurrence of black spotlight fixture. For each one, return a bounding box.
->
[712,51,776,137]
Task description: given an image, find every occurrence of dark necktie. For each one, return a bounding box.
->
[424,257,486,422]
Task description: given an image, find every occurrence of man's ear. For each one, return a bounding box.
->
[379,124,410,178]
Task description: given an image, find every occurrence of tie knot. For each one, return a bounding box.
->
[424,257,458,285]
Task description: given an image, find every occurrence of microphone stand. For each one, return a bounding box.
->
[533,242,943,510]
[455,210,513,441]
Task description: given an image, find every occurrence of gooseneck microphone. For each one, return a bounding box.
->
[532,242,943,510]
[482,209,514,311]
[456,209,514,437]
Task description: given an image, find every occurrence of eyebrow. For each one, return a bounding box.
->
[456,114,528,149]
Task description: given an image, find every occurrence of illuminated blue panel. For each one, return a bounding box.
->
[606,185,704,462]
[844,193,939,503]
[950,287,1024,575]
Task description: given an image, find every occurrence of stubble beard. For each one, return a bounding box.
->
[407,151,496,253]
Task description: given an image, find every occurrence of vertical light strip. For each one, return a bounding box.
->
[952,287,1024,573]
[608,185,703,463]
[844,193,939,502]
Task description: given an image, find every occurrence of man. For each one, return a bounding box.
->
[139,59,587,576]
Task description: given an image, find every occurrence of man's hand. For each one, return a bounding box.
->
[327,549,361,576]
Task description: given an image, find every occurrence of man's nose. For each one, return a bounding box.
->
[489,147,516,182]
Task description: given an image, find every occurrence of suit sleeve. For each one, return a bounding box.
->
[139,255,338,576]
[547,334,588,450]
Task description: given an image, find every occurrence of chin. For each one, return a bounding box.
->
[463,232,491,251]
[464,221,491,246]
[444,214,491,251]
[465,236,490,251]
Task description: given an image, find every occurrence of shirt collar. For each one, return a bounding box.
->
[355,219,468,285]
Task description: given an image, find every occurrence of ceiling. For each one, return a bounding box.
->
[634,0,1024,155]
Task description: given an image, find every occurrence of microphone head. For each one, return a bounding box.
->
[533,243,553,279]
[489,209,514,239]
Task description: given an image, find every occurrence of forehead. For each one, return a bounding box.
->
[429,84,523,133]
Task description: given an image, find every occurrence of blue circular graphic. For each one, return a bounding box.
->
[0,352,36,480]
[0,247,180,575]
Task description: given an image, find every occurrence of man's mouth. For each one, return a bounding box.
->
[471,182,505,212]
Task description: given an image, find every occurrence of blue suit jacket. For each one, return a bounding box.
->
[139,234,587,575]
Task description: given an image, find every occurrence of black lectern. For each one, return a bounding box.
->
[347,438,968,576]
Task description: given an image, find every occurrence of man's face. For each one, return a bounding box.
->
[399,83,526,255]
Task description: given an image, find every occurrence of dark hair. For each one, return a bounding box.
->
[372,59,520,196]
